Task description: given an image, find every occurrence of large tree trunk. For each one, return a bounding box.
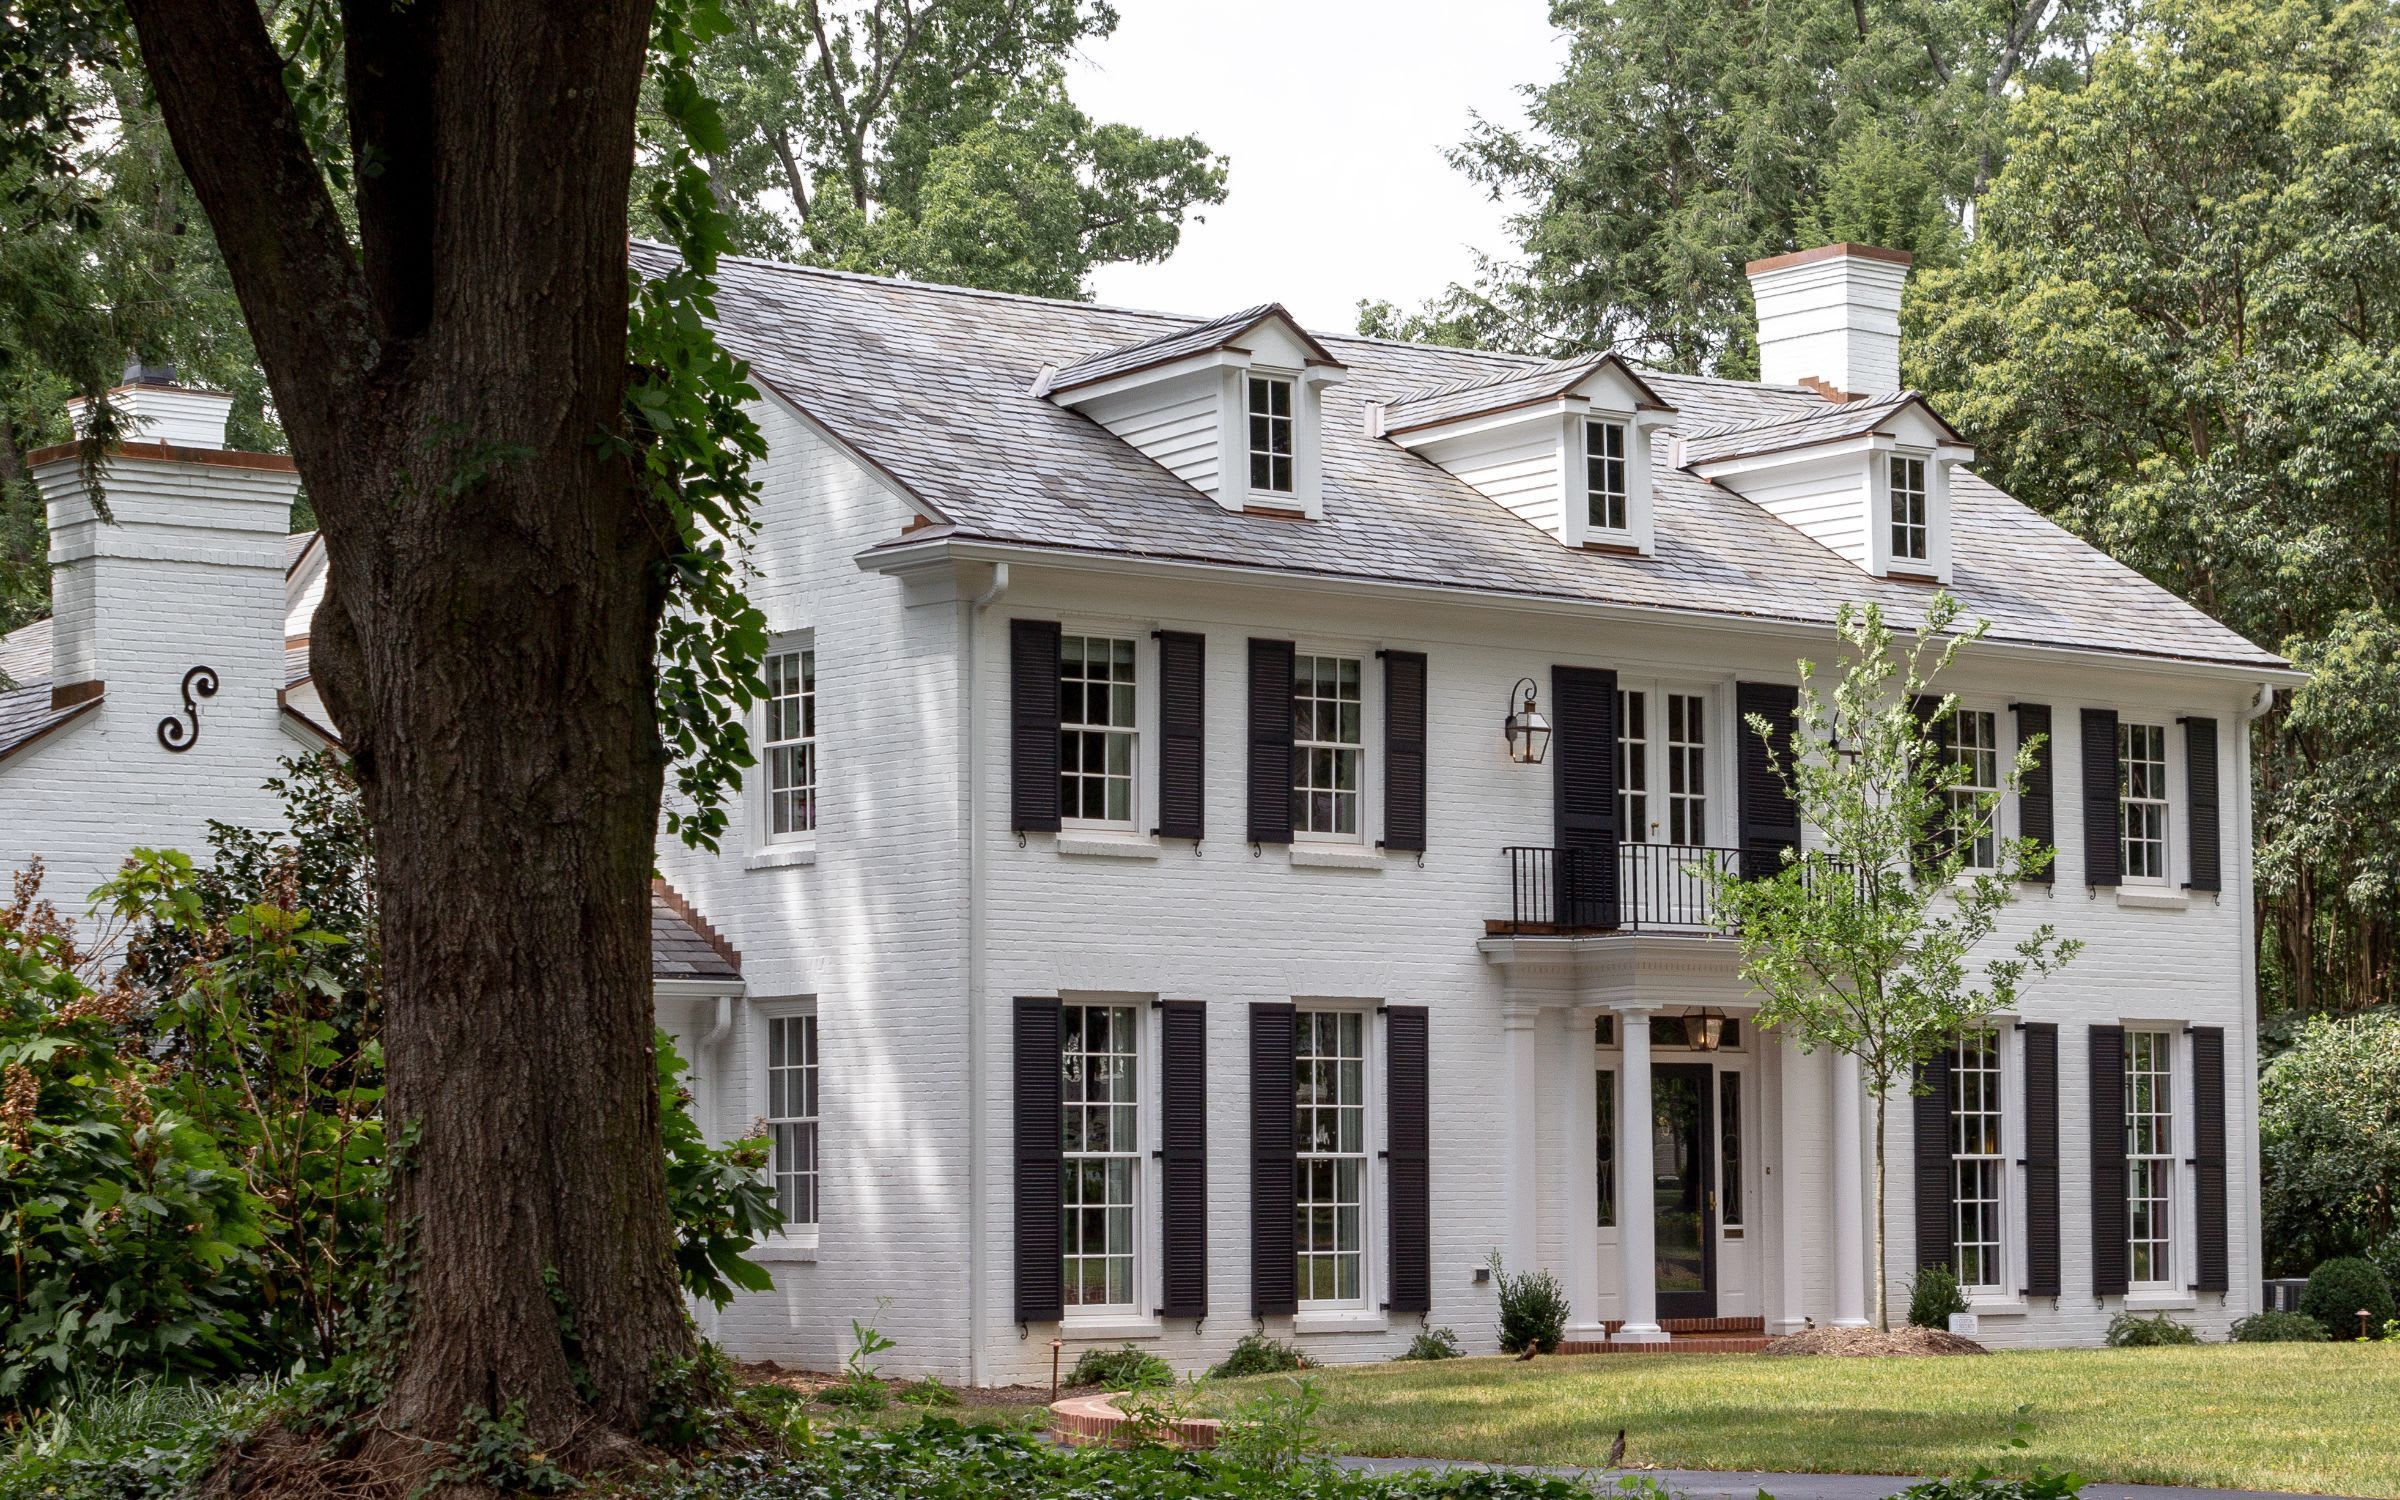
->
[121,0,691,1473]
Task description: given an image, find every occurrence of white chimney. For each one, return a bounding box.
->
[65,362,239,451]
[1745,244,1912,397]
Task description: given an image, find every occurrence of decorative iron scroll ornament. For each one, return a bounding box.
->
[157,666,219,752]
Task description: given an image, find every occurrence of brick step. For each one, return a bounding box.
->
[1559,1335,1769,1356]
[1598,1316,1765,1335]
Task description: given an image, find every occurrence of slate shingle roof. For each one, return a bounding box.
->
[645,244,2283,673]
[652,883,742,980]
[1379,354,1672,434]
[1044,302,1341,393]
[1677,390,1936,467]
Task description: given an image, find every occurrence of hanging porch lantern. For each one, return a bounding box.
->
[1685,1006,1728,1052]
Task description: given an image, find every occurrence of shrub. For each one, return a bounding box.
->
[1068,1343,1174,1390]
[2260,1011,2400,1275]
[0,1379,276,1500]
[895,1375,960,1409]
[1215,1376,1324,1477]
[2229,1310,2328,1343]
[2104,1311,2199,1346]
[2302,1256,2396,1339]
[1401,1326,1464,1361]
[1210,1332,1310,1378]
[1908,1265,1969,1329]
[656,1033,780,1308]
[1899,1469,2085,1500]
[1490,1253,1568,1354]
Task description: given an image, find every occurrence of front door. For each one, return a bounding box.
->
[1652,1063,1717,1318]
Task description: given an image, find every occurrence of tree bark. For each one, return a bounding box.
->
[121,0,690,1476]
[1872,1090,1889,1332]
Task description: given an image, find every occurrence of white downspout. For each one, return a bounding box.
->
[964,562,1008,1386]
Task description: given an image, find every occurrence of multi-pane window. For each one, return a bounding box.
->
[1952,1029,2005,1291]
[1586,419,1629,532]
[1665,693,1707,844]
[1295,1010,1367,1304]
[1595,1069,1617,1229]
[1059,636,1137,825]
[1248,375,1295,494]
[1062,1004,1139,1308]
[1890,456,1929,562]
[1618,689,1650,838]
[1948,710,2000,869]
[1291,655,1364,838]
[1720,1072,1744,1231]
[766,1013,819,1228]
[2126,1030,2175,1285]
[2120,722,2169,882]
[763,648,817,838]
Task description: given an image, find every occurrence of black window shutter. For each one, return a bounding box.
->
[1247,639,1296,845]
[2014,704,2056,885]
[2022,1022,2061,1297]
[1011,620,1062,833]
[2081,707,2121,887]
[1249,1002,1298,1316]
[1386,1005,1432,1315]
[1913,1049,1954,1271]
[2185,717,2221,893]
[1012,997,1064,1322]
[1737,682,1804,880]
[1159,999,1209,1318]
[1382,651,1429,853]
[2192,1025,2229,1294]
[1155,631,1207,842]
[2088,1024,2129,1297]
[1552,666,1619,927]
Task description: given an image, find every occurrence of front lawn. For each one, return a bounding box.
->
[1212,1343,2400,1496]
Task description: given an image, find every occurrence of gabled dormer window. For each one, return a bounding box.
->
[1248,375,1296,495]
[1586,418,1630,533]
[1889,455,1929,563]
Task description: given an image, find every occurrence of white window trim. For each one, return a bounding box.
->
[1057,628,1147,834]
[1947,703,2007,873]
[1582,416,1632,536]
[1949,1024,2010,1296]
[2118,718,2174,887]
[1888,453,1931,564]
[1559,406,1656,554]
[755,634,818,852]
[2123,1024,2180,1292]
[1294,1000,1382,1316]
[1059,996,1149,1321]
[752,997,820,1252]
[1290,645,1376,847]
[1865,439,1952,581]
[1244,370,1300,501]
[1615,677,1719,848]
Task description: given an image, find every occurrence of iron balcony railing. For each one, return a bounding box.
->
[1501,842,1741,933]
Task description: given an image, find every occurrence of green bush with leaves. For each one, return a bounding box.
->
[657,1033,778,1308]
[1899,1469,2085,1500]
[1401,1326,1464,1361]
[1210,1332,1310,1379]
[2261,1011,2400,1274]
[2104,1312,2199,1347]
[1909,1265,1969,1330]
[0,1379,279,1500]
[1215,1376,1325,1477]
[1068,1343,1173,1390]
[2230,1310,2328,1343]
[2302,1257,2396,1340]
[1491,1254,1569,1355]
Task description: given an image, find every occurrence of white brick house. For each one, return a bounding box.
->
[1,245,2295,1384]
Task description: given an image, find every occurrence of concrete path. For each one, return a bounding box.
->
[1328,1455,2357,1500]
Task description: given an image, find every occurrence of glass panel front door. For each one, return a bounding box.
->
[1652,1063,1717,1318]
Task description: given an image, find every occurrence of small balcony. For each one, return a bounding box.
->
[1493,842,1739,936]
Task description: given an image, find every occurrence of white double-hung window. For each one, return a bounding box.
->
[764,1011,820,1230]
[1295,1009,1369,1306]
[1952,1028,2006,1293]
[1890,455,1929,563]
[1585,418,1630,533]
[762,645,817,839]
[1059,635,1138,826]
[1248,374,1296,495]
[2119,721,2170,882]
[1291,654,1364,839]
[2125,1029,2175,1286]
[1947,709,2001,869]
[1062,1003,1140,1310]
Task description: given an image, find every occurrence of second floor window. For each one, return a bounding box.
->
[1948,709,2000,869]
[1248,375,1295,493]
[2126,1029,2175,1285]
[2120,721,2169,881]
[1059,635,1137,825]
[1952,1028,2005,1292]
[766,1013,819,1229]
[1586,418,1629,531]
[1665,692,1707,844]
[1618,689,1650,838]
[1890,455,1929,562]
[1291,654,1363,837]
[764,647,817,838]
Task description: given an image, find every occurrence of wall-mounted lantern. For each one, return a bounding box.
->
[1504,678,1551,765]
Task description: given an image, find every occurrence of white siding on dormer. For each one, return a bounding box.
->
[1418,424,1564,537]
[1078,379,1225,497]
[1726,450,1872,566]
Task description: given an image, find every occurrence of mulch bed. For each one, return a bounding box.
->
[1760,1325,1990,1357]
[734,1361,1073,1407]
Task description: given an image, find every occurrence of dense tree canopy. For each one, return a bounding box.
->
[2261,1009,2400,1274]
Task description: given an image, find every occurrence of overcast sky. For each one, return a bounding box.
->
[1066,0,1568,333]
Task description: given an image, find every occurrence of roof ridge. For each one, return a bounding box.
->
[638,238,1220,328]
[1382,353,1604,408]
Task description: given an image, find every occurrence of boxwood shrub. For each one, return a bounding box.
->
[2229,1310,2328,1343]
[2301,1257,2395,1339]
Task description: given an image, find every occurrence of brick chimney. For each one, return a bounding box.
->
[1744,244,1913,397]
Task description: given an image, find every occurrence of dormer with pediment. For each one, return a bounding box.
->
[1038,305,1347,520]
[1369,355,1676,555]
[1677,391,1975,583]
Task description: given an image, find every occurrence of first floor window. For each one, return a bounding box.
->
[766,1013,819,1228]
[1586,418,1629,532]
[1890,455,1929,561]
[1596,1069,1617,1229]
[1291,654,1364,837]
[2126,1029,2175,1285]
[1248,374,1295,493]
[2120,722,2169,882]
[1948,709,2000,869]
[1296,1010,1367,1303]
[1062,1004,1139,1308]
[763,647,816,837]
[1059,635,1137,824]
[1952,1029,2004,1291]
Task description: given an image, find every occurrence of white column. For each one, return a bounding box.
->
[1614,1008,1668,1342]
[1830,1050,1870,1327]
[1502,1006,1541,1277]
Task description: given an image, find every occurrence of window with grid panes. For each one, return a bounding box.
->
[1061,1004,1139,1309]
[763,648,816,838]
[2119,722,2169,882]
[1059,636,1137,825]
[1890,455,1929,561]
[1665,693,1707,844]
[2126,1030,2175,1285]
[1948,709,2000,869]
[1952,1028,2005,1291]
[765,1014,818,1228]
[1295,1010,1368,1304]
[1291,655,1363,838]
[1586,418,1629,531]
[1248,375,1295,493]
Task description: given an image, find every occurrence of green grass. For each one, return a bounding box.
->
[1211,1343,2400,1496]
